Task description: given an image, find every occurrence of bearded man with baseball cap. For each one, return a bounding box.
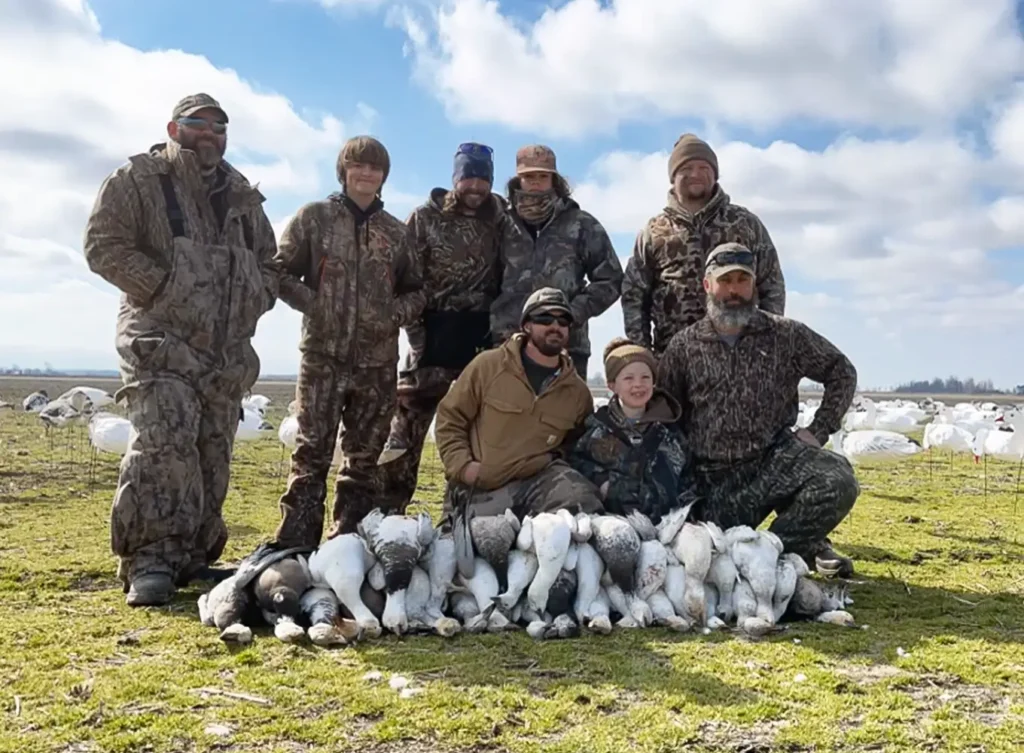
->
[489,144,623,379]
[83,93,280,605]
[434,287,603,526]
[621,133,786,355]
[656,242,860,579]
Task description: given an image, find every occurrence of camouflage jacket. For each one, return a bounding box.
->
[401,188,504,377]
[490,198,623,357]
[621,187,786,353]
[83,140,278,378]
[656,311,857,464]
[274,193,425,368]
[569,390,699,524]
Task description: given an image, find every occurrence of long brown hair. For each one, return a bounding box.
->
[336,136,391,191]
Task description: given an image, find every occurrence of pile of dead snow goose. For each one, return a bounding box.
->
[198,504,856,646]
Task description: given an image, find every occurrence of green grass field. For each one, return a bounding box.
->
[2,378,1023,753]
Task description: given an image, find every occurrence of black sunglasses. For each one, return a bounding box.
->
[708,248,755,268]
[530,312,572,327]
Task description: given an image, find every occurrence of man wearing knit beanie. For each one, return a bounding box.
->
[620,132,787,355]
[375,142,504,512]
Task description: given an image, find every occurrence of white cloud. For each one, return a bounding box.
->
[0,0,366,376]
[397,0,1024,137]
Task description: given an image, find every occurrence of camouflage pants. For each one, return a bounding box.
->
[111,375,239,585]
[275,353,396,548]
[442,460,604,521]
[379,366,459,510]
[691,433,859,557]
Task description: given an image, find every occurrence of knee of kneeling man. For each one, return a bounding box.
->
[828,466,860,502]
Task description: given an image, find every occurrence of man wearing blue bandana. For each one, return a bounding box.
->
[377,142,506,510]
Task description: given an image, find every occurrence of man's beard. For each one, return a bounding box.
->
[178,131,225,169]
[456,192,487,212]
[707,292,756,330]
[530,329,565,357]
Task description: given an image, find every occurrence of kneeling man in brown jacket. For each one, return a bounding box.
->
[434,287,604,518]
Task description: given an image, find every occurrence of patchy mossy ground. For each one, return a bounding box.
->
[1,379,1023,753]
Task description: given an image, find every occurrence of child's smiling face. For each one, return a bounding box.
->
[609,361,654,411]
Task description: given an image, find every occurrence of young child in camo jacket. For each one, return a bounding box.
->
[570,338,700,524]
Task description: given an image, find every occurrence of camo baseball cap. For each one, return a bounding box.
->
[521,287,574,326]
[172,93,229,123]
[516,144,557,175]
[705,242,755,279]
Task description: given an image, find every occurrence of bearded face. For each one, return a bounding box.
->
[454,177,491,210]
[705,270,757,330]
[172,108,227,169]
[524,311,570,356]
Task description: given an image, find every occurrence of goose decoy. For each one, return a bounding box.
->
[197,543,313,644]
[22,390,48,412]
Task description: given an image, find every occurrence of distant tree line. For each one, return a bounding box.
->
[894,377,1002,395]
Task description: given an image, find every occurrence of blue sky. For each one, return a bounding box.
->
[2,0,1024,390]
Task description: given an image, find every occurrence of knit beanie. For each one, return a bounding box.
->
[453,146,494,185]
[603,337,657,383]
[668,133,719,182]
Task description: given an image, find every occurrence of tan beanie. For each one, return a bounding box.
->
[668,133,718,181]
[603,337,657,383]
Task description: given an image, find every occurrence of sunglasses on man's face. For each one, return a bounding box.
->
[177,117,227,135]
[530,313,572,328]
[709,249,755,268]
[457,142,494,157]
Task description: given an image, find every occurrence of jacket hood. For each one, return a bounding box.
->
[607,387,681,426]
[425,187,503,220]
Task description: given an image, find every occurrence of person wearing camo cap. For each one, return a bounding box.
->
[657,242,859,578]
[435,287,604,521]
[83,92,279,606]
[489,145,623,379]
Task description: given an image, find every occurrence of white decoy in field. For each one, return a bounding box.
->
[242,393,271,414]
[56,386,114,412]
[88,412,131,456]
[829,429,922,464]
[22,390,49,412]
[235,405,272,441]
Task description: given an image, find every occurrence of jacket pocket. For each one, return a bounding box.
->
[480,396,525,447]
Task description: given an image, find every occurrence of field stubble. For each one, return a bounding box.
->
[1,376,1023,753]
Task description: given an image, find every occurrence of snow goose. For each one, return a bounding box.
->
[829,429,922,464]
[300,586,360,646]
[357,508,435,636]
[308,533,382,638]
